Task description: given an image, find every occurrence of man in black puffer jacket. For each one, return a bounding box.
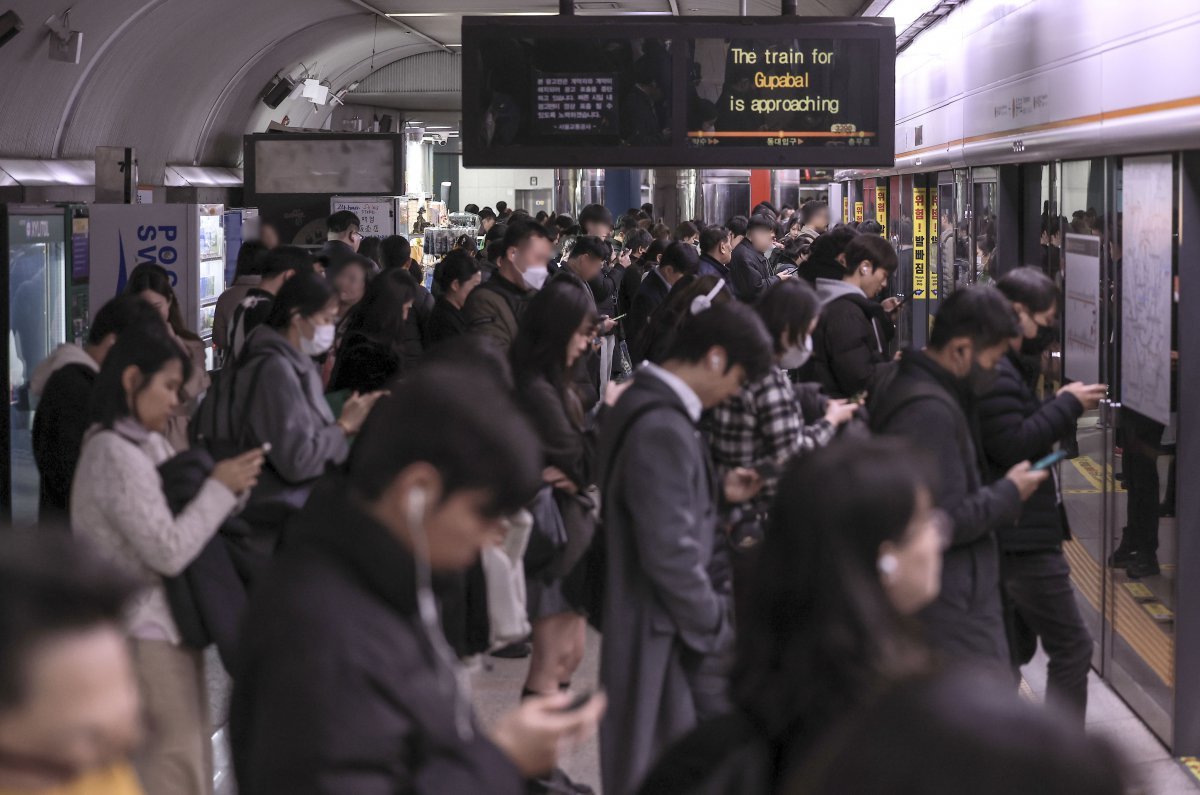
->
[977,267,1108,723]
[812,235,900,398]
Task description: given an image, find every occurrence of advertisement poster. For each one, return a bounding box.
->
[912,188,927,299]
[1121,154,1174,424]
[1063,233,1100,385]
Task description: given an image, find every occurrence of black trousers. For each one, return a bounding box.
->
[1120,408,1165,555]
[1001,549,1093,723]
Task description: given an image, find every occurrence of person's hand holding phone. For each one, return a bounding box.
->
[338,390,387,436]
[881,295,905,314]
[824,398,859,427]
[1058,382,1108,411]
[489,691,607,778]
[1005,460,1049,501]
[723,467,763,504]
[212,447,265,495]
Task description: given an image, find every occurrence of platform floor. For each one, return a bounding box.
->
[208,632,1200,794]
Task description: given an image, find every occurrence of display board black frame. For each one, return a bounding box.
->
[462,15,895,168]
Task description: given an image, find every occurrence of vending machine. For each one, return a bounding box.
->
[89,204,226,368]
[0,204,96,524]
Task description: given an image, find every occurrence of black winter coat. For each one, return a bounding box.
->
[976,351,1083,551]
[870,351,1021,662]
[32,363,95,519]
[330,331,402,394]
[728,240,777,302]
[231,476,523,795]
[811,292,890,399]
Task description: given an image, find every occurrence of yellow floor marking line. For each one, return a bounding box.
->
[1063,539,1174,686]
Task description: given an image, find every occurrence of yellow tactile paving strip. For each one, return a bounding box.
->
[1064,538,1174,687]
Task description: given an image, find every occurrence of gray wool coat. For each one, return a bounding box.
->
[596,370,735,795]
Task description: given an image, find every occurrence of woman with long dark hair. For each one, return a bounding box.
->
[72,326,263,795]
[123,263,208,450]
[329,268,418,394]
[639,437,945,794]
[511,281,601,696]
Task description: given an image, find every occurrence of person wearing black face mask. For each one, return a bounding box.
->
[870,286,1047,666]
[975,268,1107,722]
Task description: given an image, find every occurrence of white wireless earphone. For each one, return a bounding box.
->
[710,355,721,369]
[690,278,726,315]
[878,553,899,579]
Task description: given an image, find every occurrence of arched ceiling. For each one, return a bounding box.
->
[0,0,865,183]
[0,0,438,182]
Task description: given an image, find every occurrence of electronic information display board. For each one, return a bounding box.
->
[462,16,894,168]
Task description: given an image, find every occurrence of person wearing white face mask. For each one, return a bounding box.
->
[205,271,384,560]
[464,220,556,354]
[709,280,859,524]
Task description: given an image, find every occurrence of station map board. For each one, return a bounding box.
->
[1121,154,1174,425]
[462,16,895,168]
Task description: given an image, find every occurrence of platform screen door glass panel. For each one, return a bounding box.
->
[8,210,67,526]
[1106,154,1179,741]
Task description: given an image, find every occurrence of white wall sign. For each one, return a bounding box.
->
[1121,154,1174,425]
[1063,233,1100,386]
[330,197,396,237]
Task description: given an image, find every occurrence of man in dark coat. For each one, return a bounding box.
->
[231,365,605,794]
[597,302,774,795]
[978,267,1108,722]
[31,295,161,521]
[870,287,1045,665]
[464,221,554,353]
[696,226,735,293]
[629,242,699,358]
[549,235,618,409]
[319,209,362,276]
[729,214,790,302]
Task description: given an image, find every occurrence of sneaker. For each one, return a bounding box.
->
[1126,553,1161,579]
[1108,540,1136,569]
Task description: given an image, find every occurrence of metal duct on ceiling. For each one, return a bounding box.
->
[351,51,461,94]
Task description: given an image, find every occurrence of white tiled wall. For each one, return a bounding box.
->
[458,160,554,212]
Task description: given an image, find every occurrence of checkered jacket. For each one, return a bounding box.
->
[708,366,835,515]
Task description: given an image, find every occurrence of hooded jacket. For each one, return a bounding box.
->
[231,476,523,795]
[202,324,349,552]
[31,344,100,517]
[810,279,890,399]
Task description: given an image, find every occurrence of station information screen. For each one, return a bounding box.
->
[462,16,894,168]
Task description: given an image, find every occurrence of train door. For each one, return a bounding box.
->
[1056,155,1184,746]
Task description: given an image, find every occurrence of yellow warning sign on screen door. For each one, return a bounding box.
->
[929,191,939,299]
[875,187,887,235]
[913,188,927,299]
[854,201,864,223]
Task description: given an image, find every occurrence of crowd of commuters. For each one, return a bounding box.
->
[7,199,1129,795]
